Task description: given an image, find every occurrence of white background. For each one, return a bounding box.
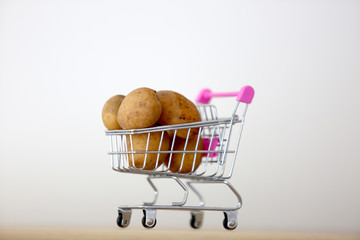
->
[0,0,359,234]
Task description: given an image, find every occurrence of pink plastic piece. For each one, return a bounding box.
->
[202,137,220,157]
[236,85,255,104]
[195,86,254,104]
[196,89,212,104]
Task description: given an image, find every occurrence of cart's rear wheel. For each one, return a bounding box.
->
[223,211,238,230]
[190,216,198,229]
[117,214,125,228]
[190,211,203,229]
[117,209,131,228]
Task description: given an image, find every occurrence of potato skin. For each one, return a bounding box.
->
[165,135,203,174]
[118,87,162,129]
[157,90,201,138]
[102,95,125,130]
[127,131,170,170]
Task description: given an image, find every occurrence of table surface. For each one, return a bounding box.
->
[0,228,359,240]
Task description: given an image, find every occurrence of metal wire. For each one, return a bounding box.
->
[107,102,247,180]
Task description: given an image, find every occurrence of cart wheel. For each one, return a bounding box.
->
[142,209,157,228]
[117,209,131,228]
[142,216,157,228]
[223,211,238,230]
[190,211,204,229]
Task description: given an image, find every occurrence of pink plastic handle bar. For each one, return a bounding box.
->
[195,85,255,104]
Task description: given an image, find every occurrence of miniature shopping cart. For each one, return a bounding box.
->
[105,86,255,230]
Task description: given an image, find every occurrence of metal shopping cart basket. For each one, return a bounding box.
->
[105,86,255,230]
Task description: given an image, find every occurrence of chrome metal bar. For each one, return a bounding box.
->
[171,177,189,206]
[187,182,205,207]
[143,177,159,206]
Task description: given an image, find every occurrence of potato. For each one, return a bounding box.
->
[102,95,125,130]
[127,130,170,170]
[157,90,201,138]
[165,135,203,174]
[118,87,162,129]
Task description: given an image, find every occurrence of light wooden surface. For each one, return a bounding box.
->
[0,228,359,240]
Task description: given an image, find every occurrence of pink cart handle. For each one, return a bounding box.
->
[195,85,255,104]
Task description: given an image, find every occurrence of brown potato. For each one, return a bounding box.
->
[102,95,125,130]
[118,87,162,129]
[165,135,203,174]
[157,90,201,138]
[127,130,170,170]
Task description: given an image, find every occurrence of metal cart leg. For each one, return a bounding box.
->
[187,181,205,207]
[171,176,189,206]
[143,177,159,206]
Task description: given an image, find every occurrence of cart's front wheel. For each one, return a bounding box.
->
[223,211,238,230]
[142,209,157,228]
[142,216,157,228]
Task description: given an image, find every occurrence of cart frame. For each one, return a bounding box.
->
[105,86,254,230]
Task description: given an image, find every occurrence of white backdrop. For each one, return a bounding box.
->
[0,0,359,234]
